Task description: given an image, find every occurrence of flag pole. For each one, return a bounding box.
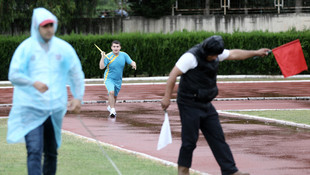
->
[94,44,110,60]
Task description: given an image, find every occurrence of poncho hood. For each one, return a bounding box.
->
[31,7,58,42]
[187,35,225,62]
[201,35,224,56]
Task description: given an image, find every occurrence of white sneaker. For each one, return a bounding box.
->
[109,108,116,118]
[107,105,111,112]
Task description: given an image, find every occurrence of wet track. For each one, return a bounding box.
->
[1,81,310,175]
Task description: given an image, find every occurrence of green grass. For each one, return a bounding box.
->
[227,110,310,125]
[1,119,194,175]
[57,134,179,175]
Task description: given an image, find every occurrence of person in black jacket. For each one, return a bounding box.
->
[161,35,270,175]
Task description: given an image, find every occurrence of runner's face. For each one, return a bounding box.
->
[111,43,121,55]
[39,23,54,42]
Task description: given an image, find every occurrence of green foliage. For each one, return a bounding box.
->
[129,0,175,18]
[0,0,97,33]
[96,0,133,17]
[1,31,310,80]
[96,0,119,15]
[0,35,28,80]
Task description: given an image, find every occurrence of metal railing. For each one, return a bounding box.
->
[173,0,310,15]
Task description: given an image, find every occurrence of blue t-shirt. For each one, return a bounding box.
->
[103,51,133,82]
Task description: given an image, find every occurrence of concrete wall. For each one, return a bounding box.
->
[122,13,310,33]
[3,13,310,35]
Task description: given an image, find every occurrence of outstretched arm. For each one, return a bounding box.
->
[161,66,183,110]
[226,48,270,60]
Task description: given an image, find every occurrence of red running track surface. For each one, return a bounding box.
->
[1,81,310,175]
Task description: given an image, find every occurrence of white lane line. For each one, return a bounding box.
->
[218,111,310,129]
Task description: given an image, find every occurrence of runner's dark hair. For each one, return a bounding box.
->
[112,40,121,46]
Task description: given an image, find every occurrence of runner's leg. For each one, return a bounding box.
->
[108,91,116,108]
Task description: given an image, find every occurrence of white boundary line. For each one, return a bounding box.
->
[0,104,12,107]
[1,96,310,107]
[1,74,310,87]
[218,110,310,129]
[218,80,310,83]
[223,108,310,111]
[62,130,210,175]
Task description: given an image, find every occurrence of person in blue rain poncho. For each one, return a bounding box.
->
[7,7,85,175]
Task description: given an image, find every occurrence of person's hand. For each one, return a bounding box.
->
[101,51,106,58]
[131,61,137,70]
[256,48,271,57]
[67,99,82,114]
[33,81,48,93]
[161,97,170,111]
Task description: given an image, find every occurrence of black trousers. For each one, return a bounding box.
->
[177,102,238,175]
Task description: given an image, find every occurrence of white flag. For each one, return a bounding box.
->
[157,111,172,150]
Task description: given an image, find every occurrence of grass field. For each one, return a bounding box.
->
[0,119,189,175]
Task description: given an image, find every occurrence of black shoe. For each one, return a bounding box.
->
[110,113,116,118]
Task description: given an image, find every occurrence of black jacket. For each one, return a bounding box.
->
[177,35,224,106]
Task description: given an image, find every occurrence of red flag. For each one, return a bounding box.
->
[272,39,308,78]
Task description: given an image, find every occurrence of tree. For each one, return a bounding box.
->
[0,0,97,34]
[128,0,175,19]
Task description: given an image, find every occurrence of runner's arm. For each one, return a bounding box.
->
[99,52,107,69]
[130,61,137,70]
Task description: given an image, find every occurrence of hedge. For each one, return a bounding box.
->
[1,31,309,80]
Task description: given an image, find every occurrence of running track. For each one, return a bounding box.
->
[1,81,310,175]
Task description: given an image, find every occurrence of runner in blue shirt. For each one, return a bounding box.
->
[99,40,136,118]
